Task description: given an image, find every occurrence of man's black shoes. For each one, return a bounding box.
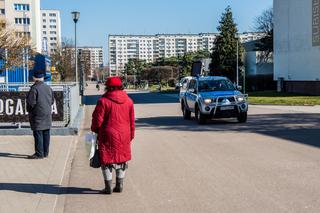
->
[27,154,43,159]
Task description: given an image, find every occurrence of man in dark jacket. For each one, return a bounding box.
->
[27,55,54,159]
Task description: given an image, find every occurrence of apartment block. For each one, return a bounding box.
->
[41,9,61,55]
[78,46,104,79]
[2,0,41,52]
[108,32,265,76]
[0,1,5,20]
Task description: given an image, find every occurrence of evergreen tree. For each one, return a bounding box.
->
[210,6,243,82]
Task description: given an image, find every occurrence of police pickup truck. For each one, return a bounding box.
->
[179,76,248,124]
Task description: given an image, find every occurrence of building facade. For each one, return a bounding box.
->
[108,32,265,76]
[78,46,104,79]
[2,0,41,52]
[274,0,320,95]
[0,1,5,20]
[40,9,61,55]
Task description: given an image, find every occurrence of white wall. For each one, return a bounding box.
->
[274,0,320,81]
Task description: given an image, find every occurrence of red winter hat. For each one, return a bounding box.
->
[105,77,122,87]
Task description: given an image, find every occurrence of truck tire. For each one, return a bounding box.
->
[195,105,206,124]
[182,102,191,120]
[237,112,247,123]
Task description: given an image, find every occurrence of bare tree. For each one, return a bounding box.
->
[254,8,273,62]
[50,37,74,81]
[0,19,35,72]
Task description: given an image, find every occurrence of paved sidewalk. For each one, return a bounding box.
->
[0,135,76,213]
[252,104,320,114]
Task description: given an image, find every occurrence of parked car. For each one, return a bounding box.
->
[179,76,248,124]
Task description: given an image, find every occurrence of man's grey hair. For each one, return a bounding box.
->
[33,76,44,81]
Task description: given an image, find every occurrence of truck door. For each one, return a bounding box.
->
[186,79,197,112]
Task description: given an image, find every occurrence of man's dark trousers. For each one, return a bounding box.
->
[33,130,50,158]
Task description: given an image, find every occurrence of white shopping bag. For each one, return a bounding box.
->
[84,132,97,159]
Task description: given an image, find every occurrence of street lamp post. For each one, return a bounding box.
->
[71,11,80,83]
[236,34,239,86]
[243,67,246,94]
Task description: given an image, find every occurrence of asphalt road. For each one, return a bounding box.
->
[62,91,320,213]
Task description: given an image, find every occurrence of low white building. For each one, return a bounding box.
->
[244,40,273,76]
[274,0,320,95]
[40,9,61,55]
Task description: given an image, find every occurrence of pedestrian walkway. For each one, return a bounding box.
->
[0,135,76,213]
[252,104,320,114]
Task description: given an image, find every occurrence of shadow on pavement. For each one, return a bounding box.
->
[0,153,29,159]
[83,92,178,105]
[0,183,100,195]
[136,113,320,148]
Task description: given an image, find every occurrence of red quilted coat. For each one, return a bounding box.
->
[91,90,135,165]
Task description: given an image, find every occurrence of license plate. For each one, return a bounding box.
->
[220,106,234,111]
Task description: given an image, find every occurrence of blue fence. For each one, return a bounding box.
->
[0,59,29,83]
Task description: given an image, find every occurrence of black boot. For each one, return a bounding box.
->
[113,178,123,193]
[100,180,113,194]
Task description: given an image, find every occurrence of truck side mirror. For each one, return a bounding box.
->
[236,85,242,91]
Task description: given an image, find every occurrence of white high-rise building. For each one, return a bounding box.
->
[108,32,265,76]
[78,46,104,78]
[1,0,42,52]
[40,9,61,55]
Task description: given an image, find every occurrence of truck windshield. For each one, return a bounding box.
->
[198,79,235,92]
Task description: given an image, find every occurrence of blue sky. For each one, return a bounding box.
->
[41,0,273,63]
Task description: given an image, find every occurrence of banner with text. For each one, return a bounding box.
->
[313,0,320,46]
[0,91,64,123]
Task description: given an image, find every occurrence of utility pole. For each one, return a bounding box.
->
[236,38,239,85]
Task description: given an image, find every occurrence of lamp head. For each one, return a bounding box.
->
[71,11,80,23]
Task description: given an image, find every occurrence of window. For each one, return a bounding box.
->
[15,18,30,25]
[43,31,46,35]
[42,13,46,16]
[188,80,197,93]
[14,4,30,11]
[43,19,46,23]
[16,32,31,38]
[43,25,46,28]
[49,25,56,29]
[49,19,56,23]
[49,13,56,17]
[50,31,56,35]
[0,9,5,15]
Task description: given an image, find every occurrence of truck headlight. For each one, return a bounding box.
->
[203,98,212,105]
[237,96,245,103]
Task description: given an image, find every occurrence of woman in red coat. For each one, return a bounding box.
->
[91,77,135,194]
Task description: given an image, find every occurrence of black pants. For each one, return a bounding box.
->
[33,130,50,157]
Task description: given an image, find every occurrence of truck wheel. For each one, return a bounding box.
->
[182,102,191,120]
[195,106,206,124]
[237,112,247,123]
